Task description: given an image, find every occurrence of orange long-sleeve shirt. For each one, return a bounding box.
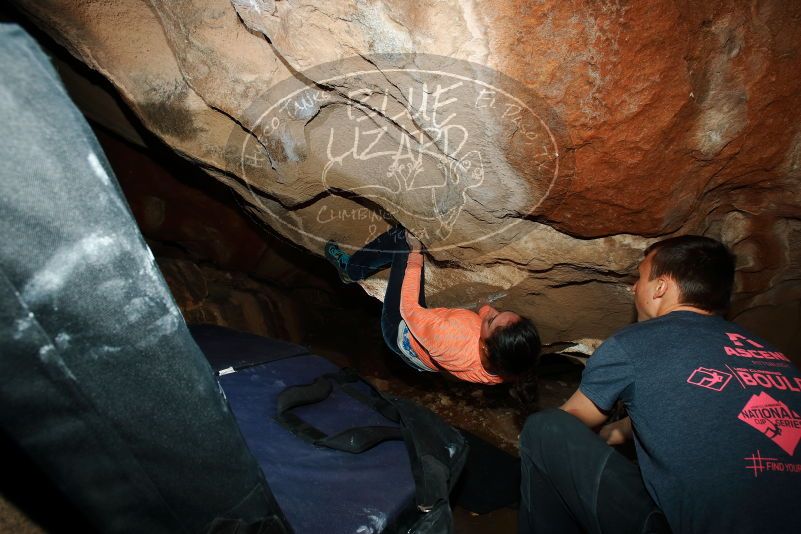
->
[399,251,503,385]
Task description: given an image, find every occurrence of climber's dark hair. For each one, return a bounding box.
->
[485,316,541,378]
[644,235,736,314]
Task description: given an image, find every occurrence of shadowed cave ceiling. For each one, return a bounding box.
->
[12,0,801,360]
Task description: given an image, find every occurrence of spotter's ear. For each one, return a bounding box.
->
[653,277,670,299]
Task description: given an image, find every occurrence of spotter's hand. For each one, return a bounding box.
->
[599,417,632,446]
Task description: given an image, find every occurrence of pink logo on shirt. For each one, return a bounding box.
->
[739,392,801,455]
[687,367,732,392]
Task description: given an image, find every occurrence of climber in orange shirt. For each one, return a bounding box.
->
[325,227,540,384]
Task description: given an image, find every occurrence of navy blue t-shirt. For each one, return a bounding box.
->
[581,311,801,534]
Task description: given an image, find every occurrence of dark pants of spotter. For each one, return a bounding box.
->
[519,409,671,534]
[344,228,425,359]
[0,24,287,533]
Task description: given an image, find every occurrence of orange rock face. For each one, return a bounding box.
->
[11,0,801,360]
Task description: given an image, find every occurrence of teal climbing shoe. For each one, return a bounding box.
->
[324,240,353,284]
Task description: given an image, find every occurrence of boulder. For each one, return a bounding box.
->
[12,0,801,359]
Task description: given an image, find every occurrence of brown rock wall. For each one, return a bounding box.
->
[11,0,801,359]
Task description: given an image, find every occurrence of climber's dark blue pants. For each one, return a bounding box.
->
[344,228,427,363]
[0,24,286,533]
[519,409,670,534]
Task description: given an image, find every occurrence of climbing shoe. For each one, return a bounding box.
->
[324,240,354,284]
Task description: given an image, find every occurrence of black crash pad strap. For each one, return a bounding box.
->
[326,369,400,422]
[275,370,469,514]
[275,376,332,415]
[319,425,403,454]
[274,371,403,454]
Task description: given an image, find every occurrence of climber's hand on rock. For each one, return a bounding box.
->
[406,233,422,252]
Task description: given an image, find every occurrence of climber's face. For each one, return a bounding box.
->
[480,305,520,340]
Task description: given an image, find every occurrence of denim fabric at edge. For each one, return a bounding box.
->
[0,25,287,532]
